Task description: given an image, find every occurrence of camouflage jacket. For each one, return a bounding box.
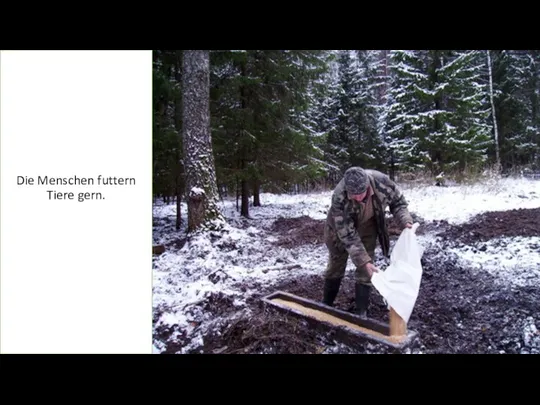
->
[325,169,413,268]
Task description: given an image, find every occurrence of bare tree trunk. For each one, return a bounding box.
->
[253,179,261,206]
[182,50,224,232]
[379,50,389,104]
[389,148,395,181]
[239,59,250,218]
[487,50,501,173]
[175,51,183,230]
[240,159,250,217]
[236,174,240,212]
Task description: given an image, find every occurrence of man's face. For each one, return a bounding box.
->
[349,186,369,203]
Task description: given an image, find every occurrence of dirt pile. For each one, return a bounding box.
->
[409,243,540,354]
[438,207,540,244]
[386,212,426,236]
[270,212,427,249]
[270,216,325,248]
[199,309,325,354]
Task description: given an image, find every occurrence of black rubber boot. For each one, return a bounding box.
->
[322,278,342,306]
[355,283,371,318]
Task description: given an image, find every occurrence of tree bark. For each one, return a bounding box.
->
[182,50,224,232]
[253,179,261,206]
[487,50,501,173]
[239,58,250,218]
[175,51,183,230]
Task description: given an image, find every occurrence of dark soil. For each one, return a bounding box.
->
[270,212,429,250]
[192,273,396,354]
[270,216,326,248]
[200,308,326,354]
[153,304,190,354]
[167,207,540,354]
[152,214,188,251]
[437,207,540,245]
[386,211,425,235]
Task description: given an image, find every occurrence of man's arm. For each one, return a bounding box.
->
[330,191,373,268]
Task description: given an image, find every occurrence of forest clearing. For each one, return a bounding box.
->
[153,50,540,354]
[152,175,540,354]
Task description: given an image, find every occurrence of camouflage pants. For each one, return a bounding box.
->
[324,218,377,285]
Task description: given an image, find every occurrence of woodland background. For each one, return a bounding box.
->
[153,50,540,223]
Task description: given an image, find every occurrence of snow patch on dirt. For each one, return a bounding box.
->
[449,236,540,287]
[403,177,539,224]
[522,317,540,354]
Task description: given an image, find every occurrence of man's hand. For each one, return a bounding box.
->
[404,222,413,229]
[365,262,379,278]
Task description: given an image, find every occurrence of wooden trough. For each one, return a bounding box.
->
[261,290,418,350]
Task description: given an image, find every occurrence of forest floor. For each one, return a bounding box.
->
[152,175,540,354]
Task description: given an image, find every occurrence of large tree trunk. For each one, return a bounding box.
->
[182,50,224,232]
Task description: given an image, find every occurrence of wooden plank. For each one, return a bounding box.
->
[264,290,388,334]
[261,290,418,350]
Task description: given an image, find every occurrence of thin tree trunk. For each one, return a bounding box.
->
[175,51,183,230]
[487,50,501,173]
[240,159,250,217]
[236,174,240,212]
[253,179,261,206]
[239,58,250,218]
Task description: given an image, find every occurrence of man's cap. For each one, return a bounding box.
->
[344,167,369,195]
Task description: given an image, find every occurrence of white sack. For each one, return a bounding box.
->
[371,222,423,323]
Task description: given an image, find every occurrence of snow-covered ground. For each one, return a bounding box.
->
[401,176,539,224]
[448,236,540,288]
[152,175,540,353]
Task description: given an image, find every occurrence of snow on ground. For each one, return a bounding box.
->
[448,236,540,287]
[152,215,329,353]
[402,175,539,224]
[152,176,540,353]
[522,317,540,354]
